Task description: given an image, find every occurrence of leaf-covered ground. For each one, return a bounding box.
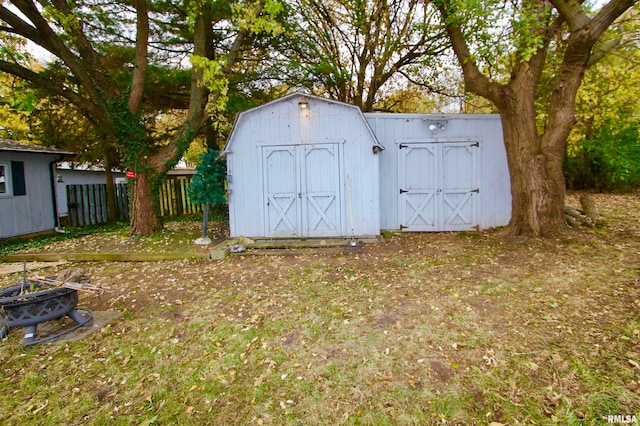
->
[1,192,639,425]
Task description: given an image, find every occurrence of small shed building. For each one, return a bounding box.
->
[366,113,511,232]
[223,92,512,239]
[0,139,74,239]
[223,93,382,238]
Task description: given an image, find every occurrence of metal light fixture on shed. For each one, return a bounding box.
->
[298,95,309,109]
[427,122,447,133]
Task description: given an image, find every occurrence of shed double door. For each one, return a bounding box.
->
[262,144,342,237]
[398,141,479,231]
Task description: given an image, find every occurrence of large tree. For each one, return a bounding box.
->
[271,0,449,111]
[435,0,638,236]
[0,0,276,235]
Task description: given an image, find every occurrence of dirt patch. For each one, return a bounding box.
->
[429,360,455,383]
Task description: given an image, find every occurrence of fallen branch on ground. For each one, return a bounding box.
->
[31,276,106,296]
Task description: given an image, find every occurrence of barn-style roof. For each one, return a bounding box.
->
[0,139,75,156]
[223,91,383,154]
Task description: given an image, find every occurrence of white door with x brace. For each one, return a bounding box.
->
[398,141,479,231]
[263,144,341,237]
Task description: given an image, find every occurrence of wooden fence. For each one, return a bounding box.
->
[158,177,203,217]
[66,177,202,227]
[67,184,110,227]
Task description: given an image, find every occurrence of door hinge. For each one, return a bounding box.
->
[471,188,479,193]
[399,144,408,149]
[399,189,409,194]
[470,142,479,147]
[400,225,409,230]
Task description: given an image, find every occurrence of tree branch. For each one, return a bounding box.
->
[149,0,267,170]
[434,0,505,106]
[128,0,150,114]
[0,59,105,124]
[548,0,590,30]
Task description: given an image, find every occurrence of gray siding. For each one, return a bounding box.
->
[0,151,57,238]
[366,113,511,231]
[225,95,512,238]
[225,94,380,238]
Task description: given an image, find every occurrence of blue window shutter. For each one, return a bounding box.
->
[11,161,26,196]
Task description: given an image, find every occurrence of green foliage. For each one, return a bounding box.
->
[565,14,640,192]
[107,97,150,173]
[191,55,230,114]
[190,0,285,116]
[565,120,640,191]
[188,149,227,206]
[0,70,39,141]
[233,0,285,35]
[439,0,554,82]
[42,5,82,35]
[511,3,549,61]
[0,33,31,64]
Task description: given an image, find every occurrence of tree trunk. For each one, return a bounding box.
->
[500,107,566,236]
[129,171,161,235]
[434,0,636,237]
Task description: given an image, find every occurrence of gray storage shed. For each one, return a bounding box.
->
[223,92,382,238]
[366,113,511,232]
[0,139,74,239]
[223,93,511,238]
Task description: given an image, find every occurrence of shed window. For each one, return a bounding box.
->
[11,161,26,196]
[0,163,8,195]
[0,161,26,197]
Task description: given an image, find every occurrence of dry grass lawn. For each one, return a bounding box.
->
[1,192,639,425]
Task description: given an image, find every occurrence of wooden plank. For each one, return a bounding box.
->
[0,252,212,262]
[115,183,129,221]
[67,185,77,227]
[80,184,88,226]
[75,184,83,226]
[159,181,166,216]
[165,180,173,216]
[175,178,184,216]
[98,184,107,223]
[88,184,96,225]
[66,184,113,226]
[170,180,177,216]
